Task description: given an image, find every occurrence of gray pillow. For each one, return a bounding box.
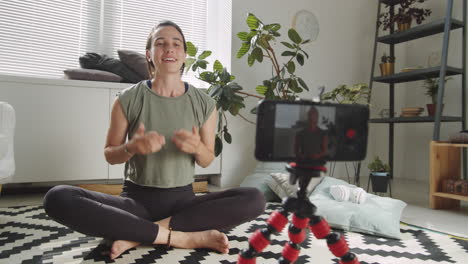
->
[63,68,123,82]
[240,172,280,202]
[239,162,289,202]
[118,50,149,80]
[309,176,407,239]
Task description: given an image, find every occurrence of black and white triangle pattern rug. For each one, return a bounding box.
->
[0,203,467,264]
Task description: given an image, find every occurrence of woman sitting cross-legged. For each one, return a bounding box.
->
[43,20,266,260]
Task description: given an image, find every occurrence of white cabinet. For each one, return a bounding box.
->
[0,79,110,183]
[0,76,221,184]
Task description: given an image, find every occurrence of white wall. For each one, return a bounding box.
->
[222,0,378,187]
[392,0,466,182]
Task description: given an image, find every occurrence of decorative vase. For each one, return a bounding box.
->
[426,103,444,116]
[370,172,390,193]
[379,63,394,76]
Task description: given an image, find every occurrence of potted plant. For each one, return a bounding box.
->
[367,156,391,193]
[320,83,370,105]
[378,0,432,31]
[380,53,395,76]
[423,77,451,116]
[185,13,311,155]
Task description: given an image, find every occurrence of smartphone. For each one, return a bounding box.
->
[255,100,369,162]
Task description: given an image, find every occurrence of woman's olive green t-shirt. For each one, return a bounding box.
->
[118,81,215,188]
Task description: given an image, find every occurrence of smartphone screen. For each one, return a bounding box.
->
[255,100,369,162]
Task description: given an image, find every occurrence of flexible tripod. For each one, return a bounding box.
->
[237,162,360,264]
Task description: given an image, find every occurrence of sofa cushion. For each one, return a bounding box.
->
[63,68,123,82]
[118,50,149,80]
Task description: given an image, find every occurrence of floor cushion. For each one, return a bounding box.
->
[309,176,407,239]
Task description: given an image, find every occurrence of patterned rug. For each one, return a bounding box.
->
[0,203,467,264]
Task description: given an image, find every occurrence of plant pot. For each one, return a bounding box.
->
[379,63,394,76]
[426,103,444,116]
[370,172,390,193]
[397,21,411,31]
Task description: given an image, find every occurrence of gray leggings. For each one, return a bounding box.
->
[43,181,265,244]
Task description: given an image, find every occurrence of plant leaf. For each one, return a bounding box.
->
[252,47,263,63]
[296,53,304,66]
[213,60,223,72]
[258,35,270,49]
[281,41,295,49]
[199,71,211,82]
[198,50,212,60]
[208,84,222,97]
[269,23,281,32]
[247,53,255,67]
[197,60,208,69]
[237,31,249,41]
[186,41,197,57]
[289,79,302,93]
[301,39,311,44]
[256,85,268,95]
[236,42,250,58]
[298,77,309,91]
[250,106,258,114]
[247,13,260,29]
[215,136,223,156]
[288,28,302,44]
[286,61,295,74]
[224,131,232,144]
[220,68,230,83]
[281,51,296,57]
[184,58,196,73]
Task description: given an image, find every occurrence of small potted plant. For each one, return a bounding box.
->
[380,53,395,76]
[378,0,432,31]
[368,156,391,193]
[424,77,451,116]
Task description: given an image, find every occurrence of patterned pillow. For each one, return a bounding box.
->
[63,68,123,82]
[266,172,323,199]
[118,50,149,80]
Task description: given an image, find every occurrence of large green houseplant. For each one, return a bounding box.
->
[185,13,311,156]
[236,13,311,106]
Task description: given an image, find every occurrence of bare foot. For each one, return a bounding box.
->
[171,230,229,254]
[109,240,141,260]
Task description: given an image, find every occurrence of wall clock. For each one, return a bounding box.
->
[292,10,319,43]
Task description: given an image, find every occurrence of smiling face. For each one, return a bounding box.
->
[146,25,187,77]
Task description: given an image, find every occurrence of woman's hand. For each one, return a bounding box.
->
[172,126,201,155]
[127,123,166,155]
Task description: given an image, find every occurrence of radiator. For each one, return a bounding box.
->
[0,102,15,181]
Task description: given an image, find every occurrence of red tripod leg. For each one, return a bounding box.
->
[309,216,360,264]
[277,213,310,263]
[237,209,289,264]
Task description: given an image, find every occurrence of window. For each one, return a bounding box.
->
[0,0,232,87]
